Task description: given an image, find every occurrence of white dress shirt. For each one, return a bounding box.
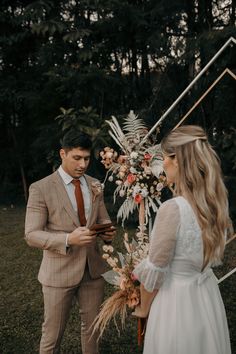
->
[58,165,91,220]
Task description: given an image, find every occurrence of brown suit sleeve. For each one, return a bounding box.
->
[25,183,68,255]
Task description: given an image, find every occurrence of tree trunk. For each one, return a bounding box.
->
[9,125,28,202]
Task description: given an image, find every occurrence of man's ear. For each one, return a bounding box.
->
[59,149,66,160]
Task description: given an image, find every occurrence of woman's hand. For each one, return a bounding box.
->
[132,284,158,319]
[132,306,149,318]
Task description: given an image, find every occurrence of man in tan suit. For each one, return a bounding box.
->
[25,130,115,354]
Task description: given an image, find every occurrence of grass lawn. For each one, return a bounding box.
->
[0,206,235,354]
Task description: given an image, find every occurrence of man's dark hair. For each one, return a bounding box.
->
[61,130,92,150]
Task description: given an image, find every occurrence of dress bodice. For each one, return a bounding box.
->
[171,197,203,274]
[134,196,207,291]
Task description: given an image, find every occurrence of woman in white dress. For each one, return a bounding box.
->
[133,125,232,354]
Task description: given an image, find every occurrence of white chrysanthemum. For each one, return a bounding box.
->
[132,185,141,196]
[141,188,149,198]
[130,151,139,159]
[130,167,137,174]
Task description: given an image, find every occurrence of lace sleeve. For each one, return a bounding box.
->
[133,199,180,291]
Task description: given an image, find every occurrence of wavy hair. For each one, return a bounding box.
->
[161,125,231,268]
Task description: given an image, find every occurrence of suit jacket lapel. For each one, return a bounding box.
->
[84,174,95,226]
[52,171,79,226]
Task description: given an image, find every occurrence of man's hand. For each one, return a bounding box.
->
[99,226,116,243]
[67,227,96,247]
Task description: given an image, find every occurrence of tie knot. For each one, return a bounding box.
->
[72,179,81,186]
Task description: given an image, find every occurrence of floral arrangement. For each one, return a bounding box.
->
[93,111,165,339]
[93,229,149,338]
[100,111,165,225]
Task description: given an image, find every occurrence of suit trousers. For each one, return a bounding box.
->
[39,267,104,354]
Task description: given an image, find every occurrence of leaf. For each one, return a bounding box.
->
[102,270,120,286]
[117,198,137,225]
[117,252,125,267]
[122,110,147,140]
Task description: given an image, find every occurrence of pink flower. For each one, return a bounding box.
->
[117,155,127,164]
[134,194,142,204]
[156,182,164,191]
[127,290,140,308]
[131,273,138,281]
[127,173,136,184]
[144,153,152,160]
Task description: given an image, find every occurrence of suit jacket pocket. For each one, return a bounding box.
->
[44,249,69,258]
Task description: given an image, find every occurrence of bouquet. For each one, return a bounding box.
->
[100,111,165,225]
[93,228,149,339]
[93,111,165,339]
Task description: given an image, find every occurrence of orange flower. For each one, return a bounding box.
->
[119,276,132,290]
[134,194,142,204]
[127,173,136,184]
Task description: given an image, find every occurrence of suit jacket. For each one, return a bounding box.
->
[25,171,111,287]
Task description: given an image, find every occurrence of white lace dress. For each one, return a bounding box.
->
[133,196,231,354]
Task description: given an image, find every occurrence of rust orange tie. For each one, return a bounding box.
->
[72,179,87,226]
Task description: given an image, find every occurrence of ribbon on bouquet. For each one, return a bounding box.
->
[138,317,147,346]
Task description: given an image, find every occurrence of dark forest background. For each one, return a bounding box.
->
[0,0,235,213]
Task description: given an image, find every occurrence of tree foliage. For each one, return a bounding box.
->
[0,0,235,203]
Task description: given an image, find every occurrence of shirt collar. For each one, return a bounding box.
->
[58,166,86,185]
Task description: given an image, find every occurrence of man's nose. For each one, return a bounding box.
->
[79,159,86,168]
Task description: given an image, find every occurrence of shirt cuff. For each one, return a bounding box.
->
[66,234,70,248]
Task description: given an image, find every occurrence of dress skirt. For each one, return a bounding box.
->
[143,268,231,354]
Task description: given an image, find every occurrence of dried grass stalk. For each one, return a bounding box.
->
[91,289,129,340]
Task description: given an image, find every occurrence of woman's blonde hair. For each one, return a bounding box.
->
[161,125,231,268]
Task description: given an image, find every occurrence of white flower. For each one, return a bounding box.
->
[118,171,125,178]
[130,151,139,159]
[141,188,149,198]
[108,175,114,182]
[144,166,152,175]
[130,167,137,174]
[103,245,114,253]
[102,253,110,259]
[150,158,163,177]
[150,186,155,194]
[132,185,141,196]
[156,182,164,191]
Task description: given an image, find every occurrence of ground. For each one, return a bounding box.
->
[0,206,235,354]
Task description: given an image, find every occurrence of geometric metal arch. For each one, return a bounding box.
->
[141,36,236,146]
[173,68,236,129]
